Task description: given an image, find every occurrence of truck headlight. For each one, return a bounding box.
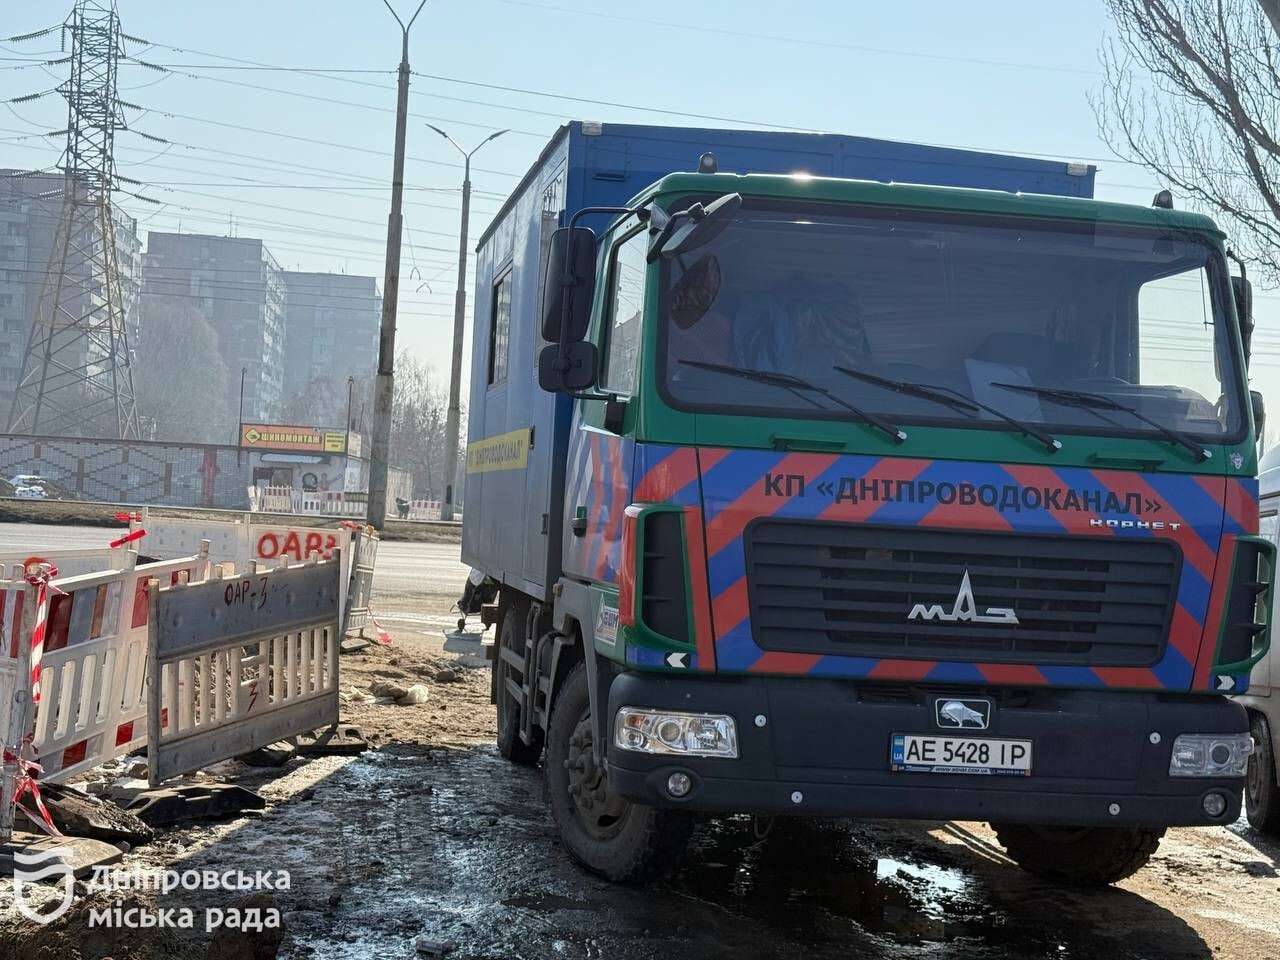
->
[614,707,738,758]
[1168,733,1253,777]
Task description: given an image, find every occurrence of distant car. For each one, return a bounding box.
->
[6,474,68,500]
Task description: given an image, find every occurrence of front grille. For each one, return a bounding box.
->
[744,520,1181,666]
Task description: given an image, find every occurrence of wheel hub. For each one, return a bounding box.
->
[564,711,629,839]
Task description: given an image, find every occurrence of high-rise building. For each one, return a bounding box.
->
[0,170,142,423]
[282,271,380,408]
[141,232,286,421]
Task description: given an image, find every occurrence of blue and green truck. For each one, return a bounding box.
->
[462,121,1273,884]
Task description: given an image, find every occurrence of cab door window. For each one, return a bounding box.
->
[600,223,646,395]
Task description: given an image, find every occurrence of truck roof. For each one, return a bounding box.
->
[638,171,1224,236]
[476,122,1099,253]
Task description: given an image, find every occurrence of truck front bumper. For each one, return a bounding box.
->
[605,672,1248,828]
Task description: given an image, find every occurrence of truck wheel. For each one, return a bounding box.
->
[546,662,693,882]
[1246,714,1280,835]
[495,601,542,766]
[992,823,1164,886]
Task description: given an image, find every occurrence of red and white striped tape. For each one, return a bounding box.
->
[23,562,59,705]
[3,746,62,837]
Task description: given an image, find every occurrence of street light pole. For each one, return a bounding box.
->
[367,0,428,530]
[427,124,508,521]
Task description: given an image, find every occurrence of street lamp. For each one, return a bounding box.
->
[428,124,508,522]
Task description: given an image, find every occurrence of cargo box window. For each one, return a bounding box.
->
[601,222,646,395]
[488,269,512,385]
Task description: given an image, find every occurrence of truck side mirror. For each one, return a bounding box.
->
[649,192,742,261]
[538,341,599,392]
[1252,389,1266,444]
[541,227,597,343]
[1231,273,1254,365]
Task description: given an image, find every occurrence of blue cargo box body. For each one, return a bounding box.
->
[463,121,1096,600]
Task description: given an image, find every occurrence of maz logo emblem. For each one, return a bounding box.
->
[908,571,1019,625]
[936,699,992,730]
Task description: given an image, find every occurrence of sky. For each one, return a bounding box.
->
[2,0,1277,417]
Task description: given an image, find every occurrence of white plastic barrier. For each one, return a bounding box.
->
[406,499,442,521]
[136,512,370,640]
[0,546,125,579]
[31,547,212,783]
[137,512,248,564]
[251,485,296,513]
[147,556,342,785]
[249,486,365,517]
[298,491,365,517]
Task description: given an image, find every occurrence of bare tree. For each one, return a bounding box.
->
[134,295,233,443]
[389,350,464,501]
[279,374,344,426]
[1096,0,1280,281]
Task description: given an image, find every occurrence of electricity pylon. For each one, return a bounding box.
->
[8,0,140,439]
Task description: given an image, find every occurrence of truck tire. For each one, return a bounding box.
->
[1246,714,1280,835]
[546,663,693,882]
[992,823,1164,886]
[495,600,542,766]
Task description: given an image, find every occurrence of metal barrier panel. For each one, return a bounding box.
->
[32,550,211,783]
[147,557,342,786]
[0,576,35,843]
[343,530,378,637]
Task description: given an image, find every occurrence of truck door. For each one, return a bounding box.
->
[561,216,647,584]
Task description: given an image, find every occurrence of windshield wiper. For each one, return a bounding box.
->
[678,359,907,443]
[834,366,1061,454]
[990,382,1211,462]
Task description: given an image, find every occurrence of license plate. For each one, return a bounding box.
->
[891,733,1032,776]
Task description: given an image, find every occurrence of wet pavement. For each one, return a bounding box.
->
[148,740,1257,960]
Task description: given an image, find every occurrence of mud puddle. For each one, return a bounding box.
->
[251,745,1161,960]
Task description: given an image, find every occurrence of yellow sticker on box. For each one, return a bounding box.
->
[465,427,531,474]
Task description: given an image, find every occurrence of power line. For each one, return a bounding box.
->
[122,58,551,140]
[114,107,525,178]
[129,36,1256,178]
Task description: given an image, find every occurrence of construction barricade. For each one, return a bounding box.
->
[0,546,125,579]
[135,511,376,642]
[1,569,37,843]
[31,547,212,784]
[146,556,343,786]
[342,527,379,639]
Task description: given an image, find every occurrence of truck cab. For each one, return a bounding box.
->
[463,124,1273,885]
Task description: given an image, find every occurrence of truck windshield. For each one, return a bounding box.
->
[660,202,1244,444]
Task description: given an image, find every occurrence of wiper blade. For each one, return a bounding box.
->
[990,382,1211,462]
[679,359,906,443]
[835,366,1061,455]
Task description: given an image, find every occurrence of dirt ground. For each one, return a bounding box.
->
[3,540,1280,960]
